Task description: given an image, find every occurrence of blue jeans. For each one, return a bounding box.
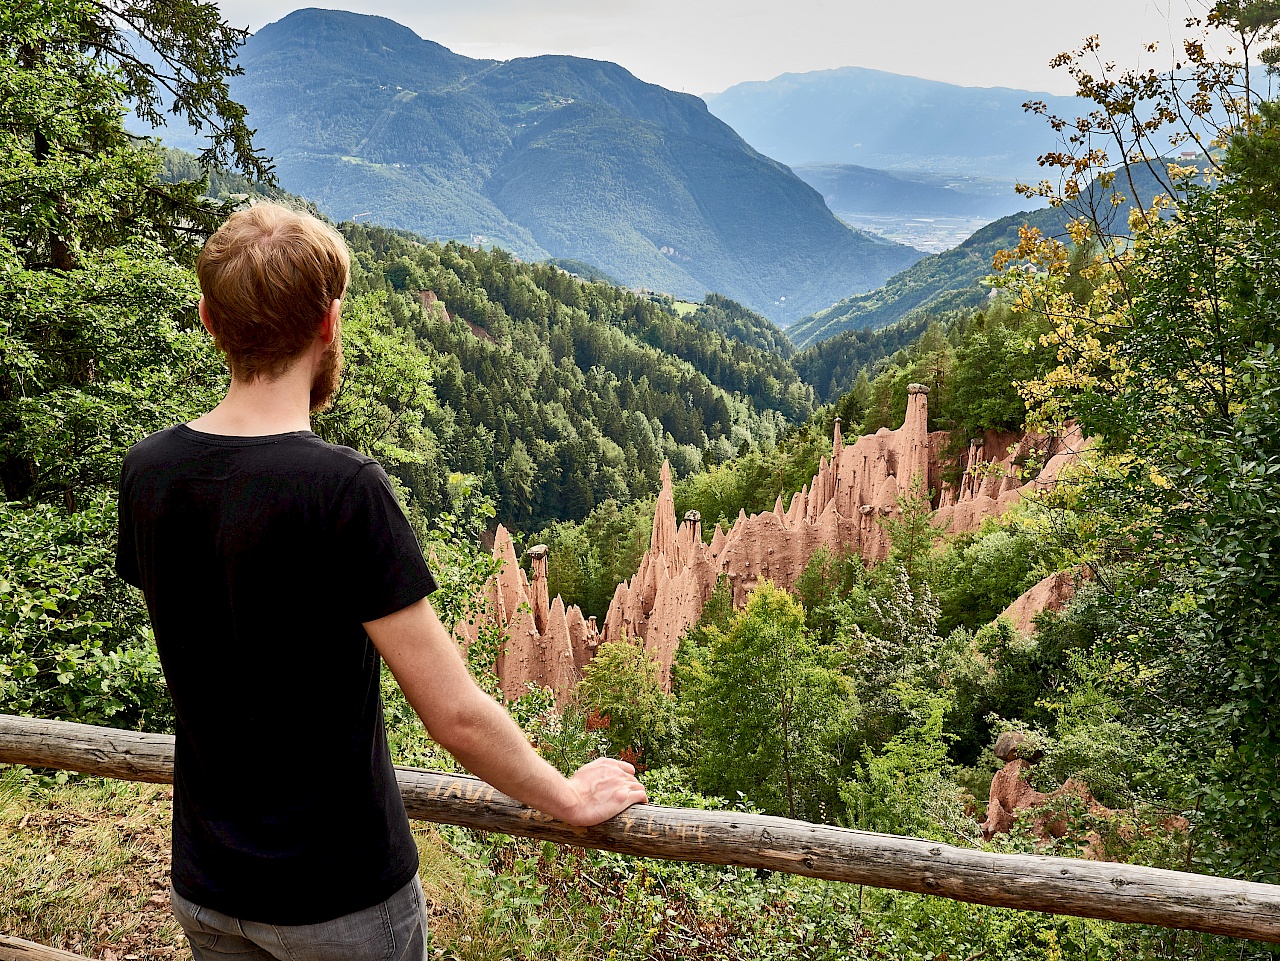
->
[169,876,428,961]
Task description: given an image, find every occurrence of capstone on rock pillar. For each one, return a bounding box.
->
[526,543,550,635]
[682,510,703,562]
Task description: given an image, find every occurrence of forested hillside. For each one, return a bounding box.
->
[787,155,1213,351]
[791,312,939,402]
[785,204,1066,348]
[6,1,1280,959]
[141,8,922,326]
[682,293,795,357]
[341,224,812,530]
[162,144,813,528]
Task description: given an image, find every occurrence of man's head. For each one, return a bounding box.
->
[196,203,350,410]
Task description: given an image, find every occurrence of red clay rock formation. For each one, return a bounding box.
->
[453,526,598,704]
[462,389,1087,700]
[981,755,1145,860]
[982,762,1118,845]
[1000,569,1086,635]
[600,389,1086,687]
[981,757,1051,839]
[981,730,1117,849]
[979,732,1187,860]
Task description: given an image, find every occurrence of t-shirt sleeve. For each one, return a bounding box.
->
[335,461,437,623]
[115,459,142,589]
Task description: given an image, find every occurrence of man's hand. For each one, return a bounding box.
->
[561,758,649,827]
[365,596,648,825]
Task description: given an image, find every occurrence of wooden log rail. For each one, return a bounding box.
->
[0,934,88,961]
[2,715,1279,943]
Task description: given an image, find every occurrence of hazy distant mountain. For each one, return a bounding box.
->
[144,9,922,326]
[792,164,1035,220]
[705,66,1082,179]
[787,156,1206,348]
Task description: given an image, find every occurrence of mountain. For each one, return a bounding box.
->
[786,205,1069,349]
[787,155,1210,350]
[704,66,1082,179]
[791,164,1036,220]
[792,162,1048,253]
[142,9,922,326]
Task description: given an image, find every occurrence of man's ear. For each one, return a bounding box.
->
[197,297,215,337]
[318,298,341,344]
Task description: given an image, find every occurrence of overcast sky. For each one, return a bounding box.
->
[213,0,1228,95]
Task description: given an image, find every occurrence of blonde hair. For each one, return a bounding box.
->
[196,203,350,380]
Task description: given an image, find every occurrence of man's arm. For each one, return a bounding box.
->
[364,596,648,826]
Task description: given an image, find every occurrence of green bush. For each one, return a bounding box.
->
[576,639,678,768]
[0,496,170,730]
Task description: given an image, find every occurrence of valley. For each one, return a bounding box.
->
[792,163,1041,252]
[6,2,1280,958]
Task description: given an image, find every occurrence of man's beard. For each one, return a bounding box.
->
[309,335,344,412]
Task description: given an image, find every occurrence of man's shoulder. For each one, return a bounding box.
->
[122,426,380,480]
[122,425,187,467]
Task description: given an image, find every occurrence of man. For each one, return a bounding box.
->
[116,203,647,959]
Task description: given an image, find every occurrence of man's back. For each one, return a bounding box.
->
[117,424,435,924]
[119,203,643,957]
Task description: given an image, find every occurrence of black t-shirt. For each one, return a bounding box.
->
[116,425,437,924]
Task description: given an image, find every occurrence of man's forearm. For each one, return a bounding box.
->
[366,596,646,826]
[425,688,582,821]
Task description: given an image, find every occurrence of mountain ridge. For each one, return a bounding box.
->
[141,9,923,326]
[705,65,1082,179]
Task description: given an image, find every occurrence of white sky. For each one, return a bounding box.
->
[213,0,1229,96]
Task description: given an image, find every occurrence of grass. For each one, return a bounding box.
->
[0,770,490,960]
[0,771,186,958]
[671,301,700,317]
[0,768,824,961]
[2,767,1207,961]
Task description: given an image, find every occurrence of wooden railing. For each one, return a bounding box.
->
[2,714,1279,944]
[0,934,87,961]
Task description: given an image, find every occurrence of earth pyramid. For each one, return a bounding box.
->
[455,387,1086,699]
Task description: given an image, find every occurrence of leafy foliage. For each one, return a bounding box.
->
[0,2,227,272]
[988,16,1280,881]
[0,497,170,729]
[679,582,854,820]
[576,640,678,768]
[0,242,224,506]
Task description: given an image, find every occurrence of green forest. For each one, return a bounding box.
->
[2,0,1280,959]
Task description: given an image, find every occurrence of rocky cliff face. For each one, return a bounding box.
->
[458,387,1087,699]
[999,568,1088,636]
